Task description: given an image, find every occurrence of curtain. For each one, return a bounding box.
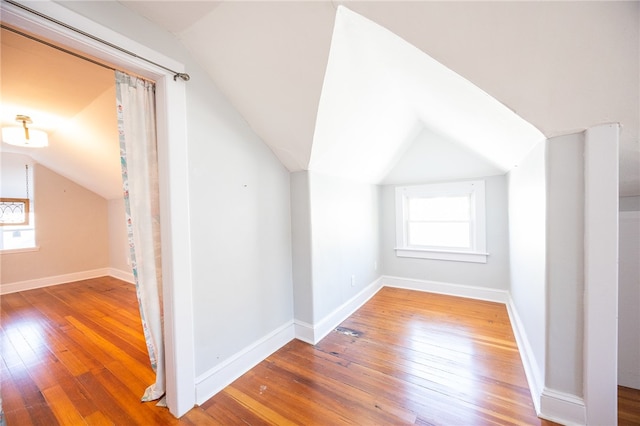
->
[115,71,165,404]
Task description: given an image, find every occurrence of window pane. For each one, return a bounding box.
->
[409,196,470,221]
[2,228,35,250]
[408,222,470,248]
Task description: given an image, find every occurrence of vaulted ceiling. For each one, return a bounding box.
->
[0,27,119,199]
[120,0,639,195]
[1,1,638,198]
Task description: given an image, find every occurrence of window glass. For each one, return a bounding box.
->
[2,227,36,250]
[408,196,470,222]
[408,222,470,248]
[395,180,486,263]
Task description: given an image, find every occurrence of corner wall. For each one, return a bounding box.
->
[507,141,547,400]
[542,132,587,422]
[291,171,382,343]
[308,172,381,325]
[290,171,314,326]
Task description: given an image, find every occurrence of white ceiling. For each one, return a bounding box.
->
[310,6,543,183]
[2,1,638,198]
[121,0,640,195]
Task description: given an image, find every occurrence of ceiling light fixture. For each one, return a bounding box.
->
[2,115,49,148]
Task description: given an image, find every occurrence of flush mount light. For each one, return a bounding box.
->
[2,115,49,148]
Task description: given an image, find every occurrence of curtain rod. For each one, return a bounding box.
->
[3,0,190,82]
[1,24,118,73]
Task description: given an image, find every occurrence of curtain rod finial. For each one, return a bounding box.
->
[174,73,190,82]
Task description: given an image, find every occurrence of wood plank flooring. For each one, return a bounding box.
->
[620,386,640,425]
[0,277,636,425]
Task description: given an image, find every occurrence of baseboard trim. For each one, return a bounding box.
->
[301,277,385,345]
[382,275,510,304]
[109,268,135,284]
[539,388,586,425]
[0,268,112,294]
[294,319,315,345]
[505,296,543,415]
[195,320,295,405]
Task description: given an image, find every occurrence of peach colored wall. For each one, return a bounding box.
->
[107,197,131,276]
[0,164,109,285]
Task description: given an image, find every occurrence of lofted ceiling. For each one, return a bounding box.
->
[310,6,543,183]
[1,1,638,198]
[0,27,121,200]
[121,0,640,195]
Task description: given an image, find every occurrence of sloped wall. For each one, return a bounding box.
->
[187,67,294,377]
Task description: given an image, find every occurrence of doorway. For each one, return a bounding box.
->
[1,1,195,416]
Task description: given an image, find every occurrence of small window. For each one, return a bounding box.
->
[395,180,487,263]
[0,160,36,252]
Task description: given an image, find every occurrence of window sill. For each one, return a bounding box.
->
[0,246,40,255]
[395,247,488,263]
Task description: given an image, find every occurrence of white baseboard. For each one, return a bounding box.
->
[298,277,384,345]
[539,388,586,425]
[382,275,510,304]
[109,268,135,284]
[0,268,111,294]
[195,321,295,405]
[294,319,315,345]
[506,296,543,415]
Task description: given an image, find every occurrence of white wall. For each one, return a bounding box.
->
[545,132,585,396]
[619,210,640,389]
[290,171,314,325]
[308,172,380,323]
[186,62,294,377]
[583,123,619,424]
[619,195,640,390]
[507,141,547,394]
[620,196,640,212]
[381,174,510,290]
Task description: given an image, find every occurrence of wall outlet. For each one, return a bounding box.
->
[351,275,355,287]
[374,261,378,271]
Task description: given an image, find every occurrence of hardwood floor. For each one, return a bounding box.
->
[620,386,640,425]
[0,278,635,425]
[202,288,555,426]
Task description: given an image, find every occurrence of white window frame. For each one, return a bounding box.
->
[395,180,488,263]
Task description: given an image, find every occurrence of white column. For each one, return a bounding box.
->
[583,123,619,425]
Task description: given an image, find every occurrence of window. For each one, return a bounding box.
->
[0,158,36,252]
[395,180,487,263]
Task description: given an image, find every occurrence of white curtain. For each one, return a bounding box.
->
[115,71,165,404]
